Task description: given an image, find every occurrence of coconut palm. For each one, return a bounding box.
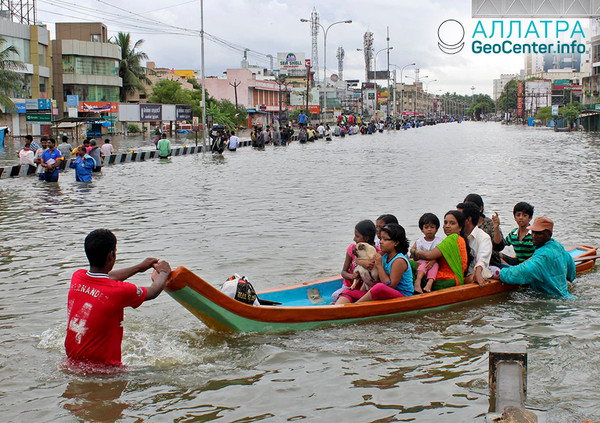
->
[0,37,24,111]
[113,32,151,102]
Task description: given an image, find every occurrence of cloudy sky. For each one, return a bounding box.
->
[37,0,544,96]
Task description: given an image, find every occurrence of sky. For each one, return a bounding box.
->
[35,0,534,96]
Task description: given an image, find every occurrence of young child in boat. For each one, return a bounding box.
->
[491,202,535,265]
[375,214,398,248]
[410,213,444,293]
[331,220,379,302]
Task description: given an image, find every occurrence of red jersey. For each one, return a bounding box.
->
[65,269,147,366]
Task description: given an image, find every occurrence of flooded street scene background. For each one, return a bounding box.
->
[2,122,600,421]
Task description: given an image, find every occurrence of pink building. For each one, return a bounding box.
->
[205,68,292,127]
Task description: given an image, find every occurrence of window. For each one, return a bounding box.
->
[91,34,100,42]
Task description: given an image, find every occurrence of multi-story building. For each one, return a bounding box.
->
[493,74,518,102]
[0,15,52,135]
[52,22,122,117]
[205,67,294,127]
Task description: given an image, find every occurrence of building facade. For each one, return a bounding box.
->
[52,22,122,116]
[0,16,52,135]
[205,67,293,127]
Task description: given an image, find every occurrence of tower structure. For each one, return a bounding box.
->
[0,0,36,24]
[336,46,344,81]
[363,32,373,82]
[310,7,319,82]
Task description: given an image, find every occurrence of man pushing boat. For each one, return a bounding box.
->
[492,217,576,298]
[65,229,171,367]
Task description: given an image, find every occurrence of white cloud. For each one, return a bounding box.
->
[38,0,531,96]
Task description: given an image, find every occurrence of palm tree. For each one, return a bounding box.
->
[0,37,24,111]
[113,32,151,102]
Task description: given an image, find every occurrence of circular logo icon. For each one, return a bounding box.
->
[438,19,465,55]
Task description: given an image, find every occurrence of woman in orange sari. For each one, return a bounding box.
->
[412,210,469,291]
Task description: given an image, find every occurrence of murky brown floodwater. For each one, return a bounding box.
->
[1,122,600,422]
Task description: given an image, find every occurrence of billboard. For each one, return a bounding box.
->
[290,88,319,106]
[140,104,162,121]
[79,102,118,113]
[277,52,306,71]
[176,105,192,120]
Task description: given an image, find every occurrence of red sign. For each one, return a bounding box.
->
[79,102,119,113]
[307,105,320,114]
[517,81,523,117]
[305,59,311,68]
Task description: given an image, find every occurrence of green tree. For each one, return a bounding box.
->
[535,106,553,122]
[113,32,150,102]
[208,99,247,129]
[467,94,495,119]
[147,80,189,104]
[496,80,518,113]
[560,103,580,127]
[0,37,24,111]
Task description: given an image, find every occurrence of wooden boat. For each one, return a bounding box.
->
[165,245,597,333]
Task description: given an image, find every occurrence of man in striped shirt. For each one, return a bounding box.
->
[492,202,535,265]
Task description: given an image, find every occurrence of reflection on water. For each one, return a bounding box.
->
[2,123,600,421]
[62,377,129,422]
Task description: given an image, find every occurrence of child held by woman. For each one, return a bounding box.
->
[410,213,444,293]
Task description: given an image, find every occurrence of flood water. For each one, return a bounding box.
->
[1,122,600,422]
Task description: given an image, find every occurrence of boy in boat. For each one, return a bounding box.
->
[491,202,535,265]
[493,217,575,298]
[65,229,171,367]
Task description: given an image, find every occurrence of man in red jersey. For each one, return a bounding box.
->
[65,229,172,366]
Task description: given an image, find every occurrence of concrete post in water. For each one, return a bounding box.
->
[488,343,537,422]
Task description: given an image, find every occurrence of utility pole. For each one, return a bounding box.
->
[305,61,311,119]
[229,80,241,111]
[386,26,390,119]
[200,0,207,152]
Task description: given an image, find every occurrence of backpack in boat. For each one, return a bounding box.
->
[222,274,258,305]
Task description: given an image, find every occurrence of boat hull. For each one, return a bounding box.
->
[165,245,597,333]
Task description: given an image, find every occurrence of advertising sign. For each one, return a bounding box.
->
[79,102,119,113]
[552,104,559,116]
[517,81,523,117]
[290,88,319,106]
[140,104,162,121]
[176,105,192,120]
[277,52,305,70]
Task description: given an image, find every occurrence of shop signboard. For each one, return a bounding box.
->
[26,113,52,123]
[277,52,305,70]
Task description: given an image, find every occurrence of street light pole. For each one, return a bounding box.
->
[373,46,393,119]
[300,18,352,122]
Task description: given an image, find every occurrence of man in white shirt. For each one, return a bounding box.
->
[100,138,114,158]
[459,202,492,287]
[317,123,325,139]
[227,131,239,151]
[18,143,35,165]
[34,136,48,179]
